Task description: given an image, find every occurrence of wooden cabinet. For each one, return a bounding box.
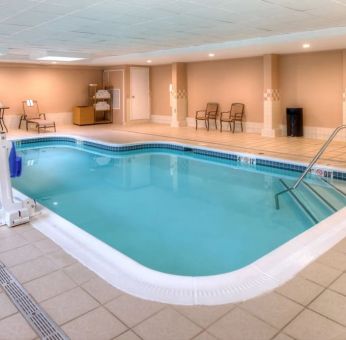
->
[73,106,94,125]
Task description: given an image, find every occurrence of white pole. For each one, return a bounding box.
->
[0,132,33,227]
[0,132,19,211]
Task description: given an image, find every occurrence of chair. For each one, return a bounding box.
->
[19,100,56,133]
[220,103,245,133]
[195,103,219,130]
[0,102,9,132]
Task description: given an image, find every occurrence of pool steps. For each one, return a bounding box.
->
[281,177,346,224]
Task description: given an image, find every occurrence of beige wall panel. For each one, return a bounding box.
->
[280,51,342,128]
[0,65,103,115]
[187,57,263,122]
[150,65,171,116]
[107,70,125,124]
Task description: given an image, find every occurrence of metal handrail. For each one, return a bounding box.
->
[275,124,346,209]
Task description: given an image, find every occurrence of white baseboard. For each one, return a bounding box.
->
[244,122,263,133]
[3,112,73,130]
[150,114,171,124]
[187,117,263,133]
[46,112,73,125]
[282,125,346,140]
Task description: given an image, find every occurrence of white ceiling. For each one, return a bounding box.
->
[0,0,346,65]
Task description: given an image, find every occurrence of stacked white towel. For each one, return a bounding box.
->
[95,90,111,99]
[95,101,110,111]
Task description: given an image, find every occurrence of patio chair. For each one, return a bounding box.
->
[19,100,56,133]
[220,103,245,133]
[195,103,219,130]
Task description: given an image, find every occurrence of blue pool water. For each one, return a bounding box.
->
[12,142,346,276]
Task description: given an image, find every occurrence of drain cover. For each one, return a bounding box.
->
[0,262,69,340]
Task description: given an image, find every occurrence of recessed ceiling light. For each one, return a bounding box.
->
[37,56,85,62]
[208,53,215,57]
[302,43,310,49]
[51,61,57,64]
[146,59,152,63]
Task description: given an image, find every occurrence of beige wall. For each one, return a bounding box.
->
[187,57,264,122]
[149,51,344,131]
[150,65,171,115]
[2,51,341,131]
[280,51,343,128]
[0,64,103,115]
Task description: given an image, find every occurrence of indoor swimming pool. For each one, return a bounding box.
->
[11,137,346,304]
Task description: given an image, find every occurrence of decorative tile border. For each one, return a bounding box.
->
[16,136,346,181]
[264,89,280,102]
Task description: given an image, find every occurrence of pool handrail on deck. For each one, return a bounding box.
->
[275,124,346,209]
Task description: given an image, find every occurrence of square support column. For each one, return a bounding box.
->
[170,63,187,127]
[261,54,282,137]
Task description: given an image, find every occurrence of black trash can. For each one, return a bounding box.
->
[286,108,303,137]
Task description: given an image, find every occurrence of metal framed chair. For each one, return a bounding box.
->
[195,103,219,130]
[220,103,245,133]
[19,100,56,133]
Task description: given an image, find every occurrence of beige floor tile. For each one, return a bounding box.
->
[0,226,30,240]
[174,304,234,328]
[207,307,277,340]
[309,289,346,326]
[333,239,346,254]
[317,251,346,271]
[0,234,29,253]
[240,292,303,328]
[299,261,342,287]
[9,256,60,283]
[276,276,324,305]
[272,334,295,340]
[105,294,164,327]
[114,330,142,340]
[0,244,42,267]
[331,332,346,340]
[82,276,123,304]
[24,270,76,302]
[4,224,33,235]
[63,262,97,285]
[46,249,76,268]
[284,309,346,340]
[41,287,99,325]
[33,239,61,254]
[20,229,46,243]
[0,313,37,340]
[62,307,127,340]
[330,274,346,296]
[134,308,202,340]
[192,331,218,340]
[0,293,18,320]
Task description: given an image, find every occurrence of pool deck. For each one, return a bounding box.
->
[1,124,346,340]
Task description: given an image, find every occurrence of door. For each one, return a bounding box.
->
[130,67,150,120]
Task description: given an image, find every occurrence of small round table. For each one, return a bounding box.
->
[0,106,9,132]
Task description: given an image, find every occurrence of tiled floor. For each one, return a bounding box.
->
[1,123,346,340]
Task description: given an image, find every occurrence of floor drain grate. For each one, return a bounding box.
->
[0,262,69,340]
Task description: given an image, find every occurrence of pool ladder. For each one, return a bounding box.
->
[275,125,346,215]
